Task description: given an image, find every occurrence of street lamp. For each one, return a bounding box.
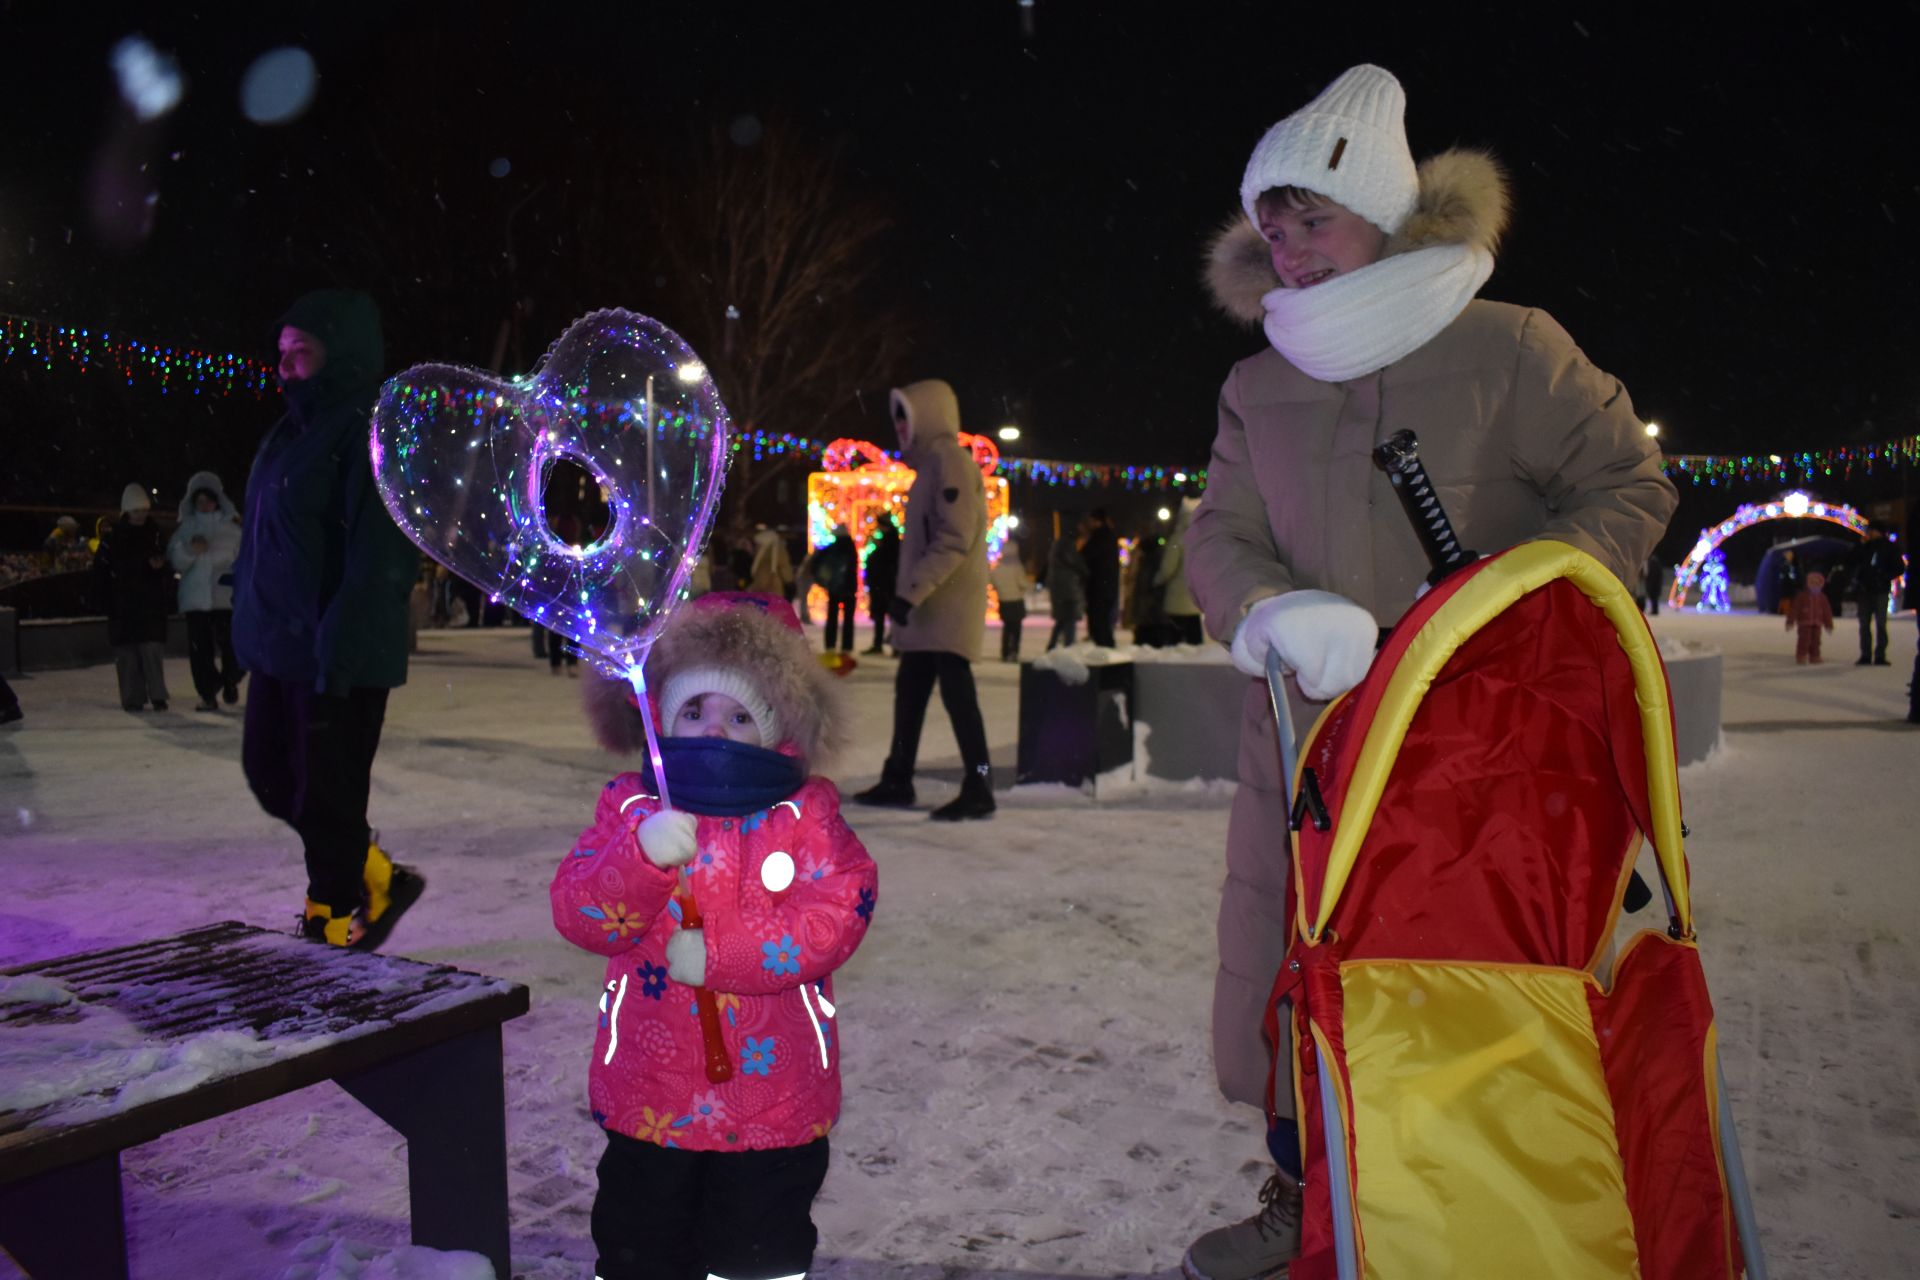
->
[997,424,1021,442]
[1644,421,1661,439]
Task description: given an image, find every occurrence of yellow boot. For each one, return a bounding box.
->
[358,835,426,952]
[301,899,364,947]
[364,837,396,922]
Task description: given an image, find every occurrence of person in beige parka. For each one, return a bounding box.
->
[853,379,996,820]
[1179,65,1678,1280]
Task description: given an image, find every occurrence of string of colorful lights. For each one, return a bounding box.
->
[1661,438,1920,485]
[9,312,1919,491]
[1,312,276,398]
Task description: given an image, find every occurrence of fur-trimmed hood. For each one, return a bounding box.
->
[582,599,847,770]
[1205,148,1510,325]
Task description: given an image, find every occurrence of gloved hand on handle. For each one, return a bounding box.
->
[638,809,699,868]
[1229,590,1378,700]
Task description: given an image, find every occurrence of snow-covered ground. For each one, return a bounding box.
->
[1,610,1915,1278]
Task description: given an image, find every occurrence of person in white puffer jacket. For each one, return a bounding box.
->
[167,470,245,711]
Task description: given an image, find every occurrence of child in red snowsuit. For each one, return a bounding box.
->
[553,592,875,1280]
[1785,570,1835,664]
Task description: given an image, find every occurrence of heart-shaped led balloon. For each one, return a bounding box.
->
[371,310,730,671]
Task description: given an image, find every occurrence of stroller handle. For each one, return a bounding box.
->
[1372,430,1479,586]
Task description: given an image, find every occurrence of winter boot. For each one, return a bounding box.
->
[1181,1173,1302,1280]
[929,765,996,821]
[854,766,917,807]
[356,836,426,952]
[300,899,366,948]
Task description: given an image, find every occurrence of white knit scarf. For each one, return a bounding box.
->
[1261,243,1494,383]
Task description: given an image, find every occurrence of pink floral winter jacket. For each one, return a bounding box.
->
[551,774,877,1152]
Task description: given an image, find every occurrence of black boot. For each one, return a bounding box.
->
[854,765,916,807]
[930,765,996,821]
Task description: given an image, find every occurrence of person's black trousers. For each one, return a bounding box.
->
[999,601,1027,660]
[868,593,894,650]
[1858,599,1889,662]
[1086,597,1116,647]
[824,595,856,652]
[1169,614,1204,645]
[243,673,389,914]
[881,650,990,780]
[185,609,241,704]
[592,1132,830,1280]
[548,627,577,670]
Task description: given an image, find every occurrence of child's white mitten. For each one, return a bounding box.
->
[1229,590,1378,700]
[637,809,699,868]
[666,927,706,986]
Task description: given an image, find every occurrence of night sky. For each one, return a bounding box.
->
[2,4,1914,501]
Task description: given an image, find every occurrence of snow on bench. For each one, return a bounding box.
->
[0,921,529,1279]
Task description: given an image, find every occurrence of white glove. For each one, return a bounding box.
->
[1229,590,1378,700]
[637,809,698,868]
[666,927,706,986]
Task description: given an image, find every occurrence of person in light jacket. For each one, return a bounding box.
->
[1156,495,1205,645]
[167,470,245,711]
[1179,65,1678,1280]
[988,537,1033,662]
[852,380,995,820]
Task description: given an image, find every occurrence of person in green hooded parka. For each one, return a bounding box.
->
[231,289,424,949]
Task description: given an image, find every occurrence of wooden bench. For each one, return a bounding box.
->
[0,921,530,1278]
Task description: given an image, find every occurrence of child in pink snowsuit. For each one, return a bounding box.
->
[1786,570,1836,664]
[552,592,876,1280]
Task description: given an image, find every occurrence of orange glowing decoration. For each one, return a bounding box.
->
[806,434,1013,620]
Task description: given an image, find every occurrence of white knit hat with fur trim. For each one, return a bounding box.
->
[581,592,847,768]
[659,666,780,746]
[1239,64,1419,236]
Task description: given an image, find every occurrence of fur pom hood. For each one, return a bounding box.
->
[1205,148,1510,325]
[582,600,847,770]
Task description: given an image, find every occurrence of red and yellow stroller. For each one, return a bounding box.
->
[1267,541,1765,1279]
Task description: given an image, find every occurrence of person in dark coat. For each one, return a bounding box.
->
[1847,522,1904,666]
[1045,521,1088,649]
[94,483,173,711]
[862,517,902,654]
[1081,508,1121,647]
[1773,548,1802,615]
[231,289,424,950]
[815,524,860,653]
[1641,553,1666,616]
[1905,511,1920,724]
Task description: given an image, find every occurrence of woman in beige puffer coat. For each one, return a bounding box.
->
[1178,62,1676,1280]
[852,379,996,821]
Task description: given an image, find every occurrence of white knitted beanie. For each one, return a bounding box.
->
[120,483,152,513]
[1239,64,1419,236]
[660,666,780,747]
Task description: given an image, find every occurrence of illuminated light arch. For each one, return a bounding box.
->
[1667,491,1873,609]
[805,434,1013,619]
